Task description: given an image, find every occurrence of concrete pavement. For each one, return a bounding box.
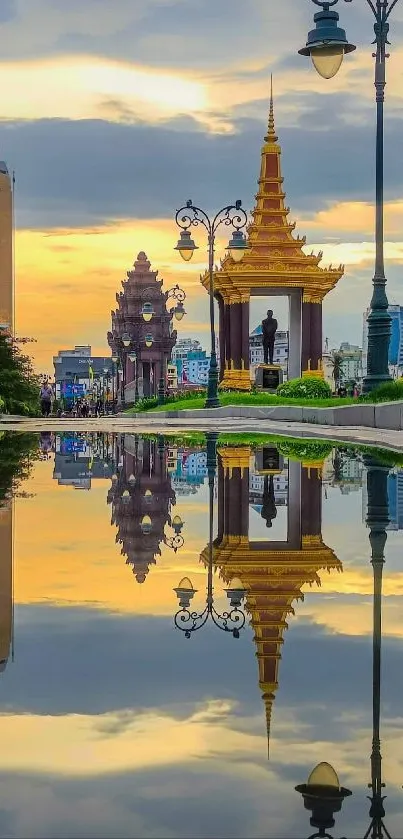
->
[1,414,403,453]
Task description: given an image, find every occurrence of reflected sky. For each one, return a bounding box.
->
[0,431,402,838]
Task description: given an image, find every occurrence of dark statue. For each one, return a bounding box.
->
[261,475,277,529]
[262,309,278,365]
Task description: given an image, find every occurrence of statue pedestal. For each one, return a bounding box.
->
[255,447,284,475]
[255,364,283,392]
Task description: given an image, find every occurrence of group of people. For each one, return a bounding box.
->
[39,381,108,418]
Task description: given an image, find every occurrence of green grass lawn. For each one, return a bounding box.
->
[129,391,357,413]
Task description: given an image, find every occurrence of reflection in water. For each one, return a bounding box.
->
[210,443,342,758]
[296,455,393,839]
[108,435,178,583]
[1,431,402,837]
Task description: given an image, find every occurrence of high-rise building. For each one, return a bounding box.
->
[0,162,13,334]
[362,304,403,375]
[0,501,12,672]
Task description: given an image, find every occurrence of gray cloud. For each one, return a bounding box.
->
[3,102,403,231]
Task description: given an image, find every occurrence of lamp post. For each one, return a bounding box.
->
[299,0,398,392]
[174,200,248,409]
[296,455,394,839]
[173,433,247,637]
[141,284,187,405]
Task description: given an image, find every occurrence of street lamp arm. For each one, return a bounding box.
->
[165,284,187,305]
[210,603,246,637]
[174,604,210,637]
[211,201,248,238]
[175,200,212,237]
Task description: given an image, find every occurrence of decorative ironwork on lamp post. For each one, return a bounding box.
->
[173,433,247,637]
[299,0,399,392]
[174,200,248,409]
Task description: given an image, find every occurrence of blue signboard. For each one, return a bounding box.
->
[62,383,85,398]
[60,436,86,454]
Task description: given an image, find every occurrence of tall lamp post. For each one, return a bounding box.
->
[173,433,247,637]
[140,284,187,405]
[174,200,248,409]
[299,0,398,392]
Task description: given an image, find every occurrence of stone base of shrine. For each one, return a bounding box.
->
[255,365,283,392]
[220,368,251,391]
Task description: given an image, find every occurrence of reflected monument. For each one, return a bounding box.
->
[204,444,342,757]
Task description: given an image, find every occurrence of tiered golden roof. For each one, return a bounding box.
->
[201,79,344,304]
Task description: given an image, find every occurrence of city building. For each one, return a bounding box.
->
[0,162,13,334]
[108,252,177,404]
[338,342,363,383]
[249,325,289,377]
[53,346,113,405]
[387,469,403,531]
[363,304,403,376]
[0,500,12,673]
[187,350,210,385]
[53,434,114,489]
[167,363,178,392]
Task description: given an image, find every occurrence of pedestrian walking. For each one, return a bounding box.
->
[40,381,53,417]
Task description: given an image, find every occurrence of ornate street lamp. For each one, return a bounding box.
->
[296,762,352,837]
[299,0,399,392]
[173,433,247,637]
[164,513,185,552]
[142,284,187,405]
[174,200,248,409]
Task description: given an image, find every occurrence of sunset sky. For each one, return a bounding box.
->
[3,0,403,371]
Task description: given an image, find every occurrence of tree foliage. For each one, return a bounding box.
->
[0,432,40,505]
[0,331,40,415]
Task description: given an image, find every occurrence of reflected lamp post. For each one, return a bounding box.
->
[174,200,248,409]
[299,0,400,392]
[173,433,247,637]
[296,455,394,839]
[164,514,185,552]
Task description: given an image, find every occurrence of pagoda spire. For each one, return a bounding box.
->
[265,74,278,143]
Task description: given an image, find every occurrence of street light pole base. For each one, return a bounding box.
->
[205,352,220,409]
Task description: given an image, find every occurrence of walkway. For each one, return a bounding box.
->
[1,415,403,452]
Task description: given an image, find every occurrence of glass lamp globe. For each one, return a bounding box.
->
[173,576,197,608]
[112,354,119,363]
[141,302,154,322]
[122,333,131,348]
[128,353,137,362]
[311,45,345,79]
[145,334,154,348]
[307,763,340,790]
[140,514,152,535]
[128,473,136,484]
[174,230,198,262]
[227,230,248,263]
[174,302,186,321]
[225,577,247,607]
[122,490,130,503]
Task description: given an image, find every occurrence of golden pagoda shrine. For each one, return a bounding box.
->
[201,83,344,390]
[202,445,342,757]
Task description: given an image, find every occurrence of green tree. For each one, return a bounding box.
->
[0,332,40,416]
[329,351,345,391]
[0,432,39,504]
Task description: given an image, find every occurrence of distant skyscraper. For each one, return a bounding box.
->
[362,304,403,375]
[0,162,13,333]
[0,501,12,672]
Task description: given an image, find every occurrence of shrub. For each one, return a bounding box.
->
[277,376,332,400]
[277,438,333,463]
[362,379,403,403]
